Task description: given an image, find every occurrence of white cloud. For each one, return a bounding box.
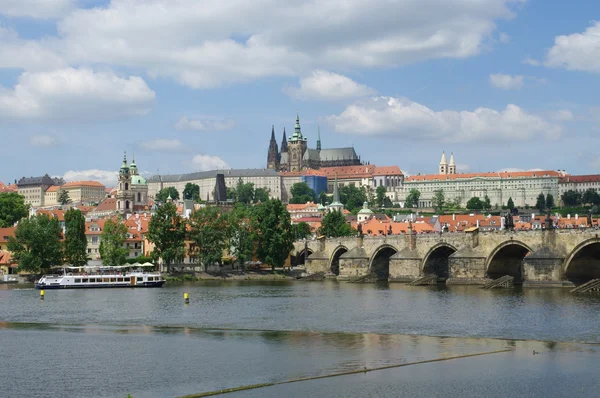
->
[498,32,511,44]
[326,96,561,142]
[29,134,57,147]
[0,0,75,19]
[522,57,540,66]
[489,73,524,90]
[545,21,600,72]
[63,169,118,187]
[551,109,574,122]
[140,139,184,152]
[0,0,523,88]
[283,70,376,101]
[191,154,230,171]
[0,68,155,121]
[0,27,66,71]
[175,116,236,132]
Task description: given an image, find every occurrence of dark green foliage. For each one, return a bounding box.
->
[182,183,200,201]
[320,210,354,238]
[58,189,71,205]
[189,206,229,267]
[156,187,180,202]
[466,197,484,210]
[383,196,393,208]
[235,179,255,204]
[64,209,88,266]
[561,190,581,207]
[546,194,555,209]
[252,199,294,270]
[339,185,367,212]
[289,182,316,204]
[8,214,63,272]
[483,195,492,210]
[292,222,312,240]
[227,205,254,268]
[125,255,153,264]
[375,186,387,207]
[254,187,270,203]
[431,189,445,213]
[319,191,330,206]
[405,189,420,208]
[0,192,29,228]
[582,189,600,206]
[99,218,128,266]
[147,202,186,271]
[536,193,546,212]
[507,197,515,210]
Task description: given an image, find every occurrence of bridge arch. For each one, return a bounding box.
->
[422,243,457,280]
[294,248,313,267]
[368,244,399,281]
[564,238,600,284]
[486,240,532,284]
[329,246,348,276]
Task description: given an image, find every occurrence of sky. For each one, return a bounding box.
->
[1,0,600,187]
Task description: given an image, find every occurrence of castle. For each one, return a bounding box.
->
[267,113,362,172]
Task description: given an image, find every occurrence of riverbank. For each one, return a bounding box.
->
[165,270,300,282]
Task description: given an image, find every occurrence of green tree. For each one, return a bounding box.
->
[582,188,600,206]
[156,187,180,202]
[320,210,354,238]
[561,190,581,207]
[292,222,312,240]
[182,183,200,201]
[546,193,555,209]
[375,186,387,207]
[235,179,255,204]
[483,195,492,210]
[58,189,71,205]
[405,189,420,208]
[226,186,236,200]
[383,196,393,208]
[254,187,270,203]
[466,197,484,210]
[339,185,367,213]
[0,192,29,228]
[290,182,316,204]
[147,202,186,272]
[536,193,546,212]
[227,205,254,269]
[7,214,63,272]
[319,191,330,206]
[432,189,445,214]
[189,206,229,269]
[507,197,515,210]
[99,218,128,266]
[63,209,88,266]
[252,199,294,270]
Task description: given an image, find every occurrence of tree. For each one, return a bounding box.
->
[466,197,484,210]
[376,186,387,207]
[227,205,254,269]
[483,195,492,210]
[536,193,546,212]
[235,179,255,204]
[63,209,88,266]
[156,187,180,202]
[383,196,393,208]
[339,185,367,213]
[561,190,581,207]
[0,192,29,228]
[58,189,71,205]
[7,214,63,272]
[546,193,555,210]
[252,199,294,270]
[292,222,312,240]
[405,189,420,208]
[226,186,236,200]
[182,183,200,201]
[582,189,600,206]
[189,206,229,269]
[507,197,515,210]
[432,189,445,214]
[99,218,128,266]
[147,202,186,272]
[290,182,316,204]
[319,191,330,206]
[320,210,354,238]
[254,187,270,203]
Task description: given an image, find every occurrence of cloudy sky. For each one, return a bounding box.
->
[1,0,599,186]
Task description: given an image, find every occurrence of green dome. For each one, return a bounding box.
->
[358,201,373,214]
[131,175,147,185]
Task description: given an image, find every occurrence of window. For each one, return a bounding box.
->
[110,278,117,283]
[82,278,88,283]
[75,279,81,283]
[117,277,124,282]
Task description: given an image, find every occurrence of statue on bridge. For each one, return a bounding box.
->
[504,212,514,231]
[357,223,364,237]
[545,210,554,230]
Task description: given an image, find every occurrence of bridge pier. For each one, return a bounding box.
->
[447,248,488,285]
[522,247,569,287]
[338,246,370,280]
[389,249,422,282]
[305,252,330,275]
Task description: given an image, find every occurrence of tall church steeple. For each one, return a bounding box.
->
[439,151,448,175]
[316,126,321,151]
[267,125,280,170]
[281,128,288,153]
[448,152,456,175]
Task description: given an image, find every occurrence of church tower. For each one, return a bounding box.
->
[287,112,308,172]
[117,152,134,215]
[439,151,448,175]
[448,153,456,175]
[280,128,288,154]
[316,126,322,151]
[267,125,280,170]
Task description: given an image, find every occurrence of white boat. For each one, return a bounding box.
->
[35,265,165,289]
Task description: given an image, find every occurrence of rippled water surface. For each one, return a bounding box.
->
[2,281,600,397]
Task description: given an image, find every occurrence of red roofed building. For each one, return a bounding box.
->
[559,175,600,200]
[320,165,404,194]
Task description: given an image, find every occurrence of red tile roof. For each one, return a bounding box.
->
[407,170,563,182]
[94,198,117,212]
[373,166,403,176]
[321,165,376,179]
[0,227,16,243]
[280,169,327,177]
[559,175,600,183]
[37,209,65,221]
[45,185,60,192]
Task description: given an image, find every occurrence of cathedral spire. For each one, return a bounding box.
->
[270,125,275,141]
[333,175,340,203]
[316,125,321,151]
[281,128,288,153]
[292,111,303,140]
[267,125,280,170]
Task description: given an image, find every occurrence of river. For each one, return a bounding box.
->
[1,281,600,397]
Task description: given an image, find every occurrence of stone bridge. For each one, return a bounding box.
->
[292,229,600,286]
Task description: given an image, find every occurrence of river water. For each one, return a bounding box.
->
[2,281,600,397]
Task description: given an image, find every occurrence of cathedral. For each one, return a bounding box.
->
[267,113,362,172]
[116,152,149,214]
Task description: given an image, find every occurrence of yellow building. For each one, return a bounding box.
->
[61,181,106,205]
[44,185,61,207]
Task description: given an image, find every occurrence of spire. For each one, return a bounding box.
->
[449,152,455,166]
[123,151,127,166]
[440,151,447,165]
[333,175,340,203]
[281,128,288,152]
[292,111,303,140]
[316,125,321,151]
[270,125,275,141]
[267,125,280,169]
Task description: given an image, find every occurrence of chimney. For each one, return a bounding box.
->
[532,213,535,220]
[575,214,578,220]
[567,214,571,219]
[452,214,455,221]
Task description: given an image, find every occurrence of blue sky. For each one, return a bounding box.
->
[1,0,599,187]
